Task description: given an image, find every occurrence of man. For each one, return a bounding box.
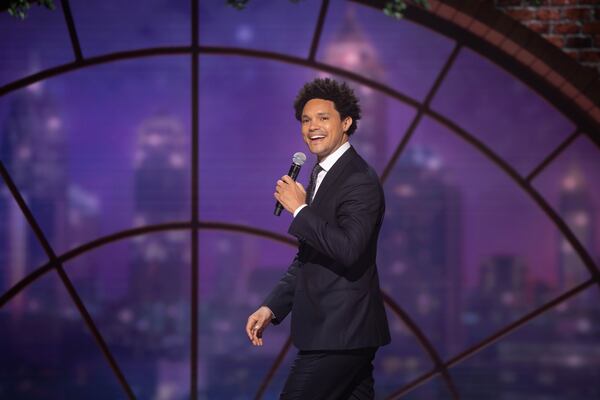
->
[246,78,390,399]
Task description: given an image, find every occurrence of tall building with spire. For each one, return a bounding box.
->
[321,8,388,171]
[123,113,190,354]
[0,82,68,315]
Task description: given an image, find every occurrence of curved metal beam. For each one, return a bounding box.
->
[352,0,600,142]
[0,262,54,309]
[0,46,419,106]
[385,278,597,399]
[0,221,297,308]
[0,215,453,400]
[0,160,136,399]
[0,46,191,96]
[425,109,600,282]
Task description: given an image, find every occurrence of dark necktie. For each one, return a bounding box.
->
[305,163,323,206]
[301,162,324,318]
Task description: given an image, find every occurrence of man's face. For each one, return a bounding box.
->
[301,98,351,161]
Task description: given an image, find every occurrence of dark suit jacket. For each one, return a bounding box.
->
[264,146,391,351]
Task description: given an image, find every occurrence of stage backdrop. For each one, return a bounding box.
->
[1,1,599,399]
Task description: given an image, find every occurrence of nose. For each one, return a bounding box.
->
[308,119,320,131]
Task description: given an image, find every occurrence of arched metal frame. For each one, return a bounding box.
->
[0,0,599,399]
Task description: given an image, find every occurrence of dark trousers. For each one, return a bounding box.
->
[280,347,377,400]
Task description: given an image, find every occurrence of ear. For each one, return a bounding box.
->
[342,117,352,133]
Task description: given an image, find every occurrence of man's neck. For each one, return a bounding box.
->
[317,141,351,170]
[318,139,350,163]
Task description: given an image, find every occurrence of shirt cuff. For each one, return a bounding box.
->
[293,204,308,218]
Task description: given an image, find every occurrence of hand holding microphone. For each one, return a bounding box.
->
[274,152,307,216]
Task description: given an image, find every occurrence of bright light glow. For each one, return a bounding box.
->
[17,146,31,160]
[394,184,415,197]
[118,308,134,324]
[565,354,584,368]
[145,132,164,147]
[571,211,589,227]
[169,153,185,168]
[501,291,515,306]
[576,317,591,333]
[235,24,254,43]
[46,116,62,131]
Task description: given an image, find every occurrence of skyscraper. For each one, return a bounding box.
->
[321,7,388,171]
[465,254,529,342]
[557,162,595,292]
[0,83,67,315]
[379,146,462,355]
[126,113,190,354]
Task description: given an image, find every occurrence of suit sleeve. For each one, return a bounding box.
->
[288,173,383,268]
[262,252,300,325]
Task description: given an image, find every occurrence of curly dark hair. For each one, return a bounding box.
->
[293,78,361,136]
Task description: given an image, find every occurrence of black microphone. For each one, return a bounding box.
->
[274,152,307,216]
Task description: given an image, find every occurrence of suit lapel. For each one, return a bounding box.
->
[311,146,356,208]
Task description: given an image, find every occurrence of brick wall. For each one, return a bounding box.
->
[493,0,600,74]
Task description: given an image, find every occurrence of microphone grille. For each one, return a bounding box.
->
[292,152,307,166]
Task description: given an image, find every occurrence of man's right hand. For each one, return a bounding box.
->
[246,306,273,346]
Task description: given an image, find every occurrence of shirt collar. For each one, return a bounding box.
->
[318,141,351,172]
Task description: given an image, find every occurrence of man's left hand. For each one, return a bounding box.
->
[274,176,306,214]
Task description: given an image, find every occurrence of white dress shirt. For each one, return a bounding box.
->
[293,141,352,217]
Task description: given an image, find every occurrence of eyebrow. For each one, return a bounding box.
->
[302,112,331,119]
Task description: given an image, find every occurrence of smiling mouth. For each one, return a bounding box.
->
[309,135,325,143]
